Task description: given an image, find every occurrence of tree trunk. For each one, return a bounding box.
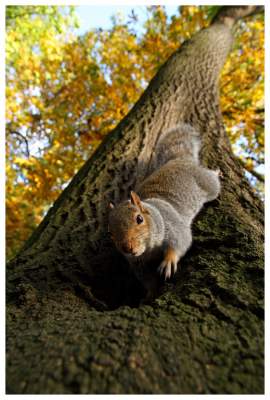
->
[6,6,264,394]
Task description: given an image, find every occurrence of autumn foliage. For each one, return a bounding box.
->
[6,6,264,258]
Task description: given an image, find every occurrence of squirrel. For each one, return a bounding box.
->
[108,123,221,290]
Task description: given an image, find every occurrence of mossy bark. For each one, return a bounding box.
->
[6,7,264,394]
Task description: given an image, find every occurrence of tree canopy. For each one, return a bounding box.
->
[6,5,264,259]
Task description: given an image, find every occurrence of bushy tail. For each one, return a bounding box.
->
[150,123,201,172]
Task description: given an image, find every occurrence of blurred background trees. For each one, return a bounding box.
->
[6,5,264,259]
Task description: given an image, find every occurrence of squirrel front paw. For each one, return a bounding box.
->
[158,246,178,280]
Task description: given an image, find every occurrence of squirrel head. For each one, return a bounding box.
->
[108,191,151,257]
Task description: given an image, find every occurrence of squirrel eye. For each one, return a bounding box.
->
[136,214,144,224]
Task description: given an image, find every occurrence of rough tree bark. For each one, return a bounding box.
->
[6,6,264,394]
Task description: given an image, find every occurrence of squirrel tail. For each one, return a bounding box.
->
[150,123,201,171]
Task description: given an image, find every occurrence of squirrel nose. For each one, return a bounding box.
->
[122,243,133,254]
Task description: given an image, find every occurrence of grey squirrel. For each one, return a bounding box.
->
[108,123,221,282]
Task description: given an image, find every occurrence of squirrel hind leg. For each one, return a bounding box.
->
[208,169,221,201]
[196,168,221,202]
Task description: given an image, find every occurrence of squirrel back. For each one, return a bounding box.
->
[137,159,208,222]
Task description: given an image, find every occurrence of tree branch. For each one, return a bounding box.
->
[211,6,264,28]
[7,130,30,157]
[238,157,265,182]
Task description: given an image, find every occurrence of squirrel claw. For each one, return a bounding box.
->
[158,260,171,280]
[172,260,178,274]
[158,259,178,281]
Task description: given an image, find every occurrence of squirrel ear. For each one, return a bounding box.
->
[130,191,140,206]
[108,202,115,209]
[130,191,147,213]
